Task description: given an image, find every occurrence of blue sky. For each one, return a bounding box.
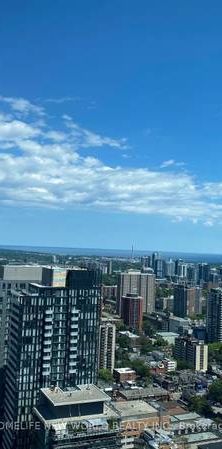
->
[1,0,222,253]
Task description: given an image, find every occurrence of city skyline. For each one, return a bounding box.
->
[1,1,222,252]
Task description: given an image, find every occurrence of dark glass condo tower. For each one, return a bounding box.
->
[1,269,102,449]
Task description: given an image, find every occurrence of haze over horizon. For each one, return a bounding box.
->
[1,1,222,253]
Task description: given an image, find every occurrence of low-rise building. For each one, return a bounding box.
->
[118,386,169,402]
[163,358,177,372]
[33,385,121,449]
[113,367,137,383]
[112,400,170,449]
[198,442,222,449]
[119,331,141,348]
[156,332,179,346]
[169,315,191,334]
[142,428,174,449]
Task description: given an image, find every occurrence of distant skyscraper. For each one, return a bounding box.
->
[207,288,222,342]
[2,268,102,449]
[177,262,188,279]
[154,258,165,279]
[121,293,143,332]
[164,259,175,278]
[187,264,197,284]
[141,255,151,269]
[151,252,160,269]
[117,271,155,315]
[175,259,183,276]
[198,263,210,284]
[209,270,219,287]
[195,287,203,315]
[173,284,196,318]
[107,259,113,275]
[99,321,116,372]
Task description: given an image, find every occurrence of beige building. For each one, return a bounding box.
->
[112,400,170,449]
[174,336,208,372]
[117,271,155,315]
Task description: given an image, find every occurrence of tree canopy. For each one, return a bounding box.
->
[208,379,222,403]
[98,369,113,383]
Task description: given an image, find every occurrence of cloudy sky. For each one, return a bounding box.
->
[1,1,222,253]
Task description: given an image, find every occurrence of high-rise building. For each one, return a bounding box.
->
[107,259,113,275]
[141,255,151,269]
[164,259,175,278]
[2,268,102,449]
[174,336,208,372]
[0,264,45,446]
[173,285,196,318]
[187,264,197,285]
[207,288,222,342]
[154,258,165,279]
[209,270,219,287]
[99,321,116,372]
[177,262,188,279]
[121,293,143,332]
[0,265,43,366]
[102,285,117,302]
[117,271,155,315]
[151,252,160,269]
[198,263,210,284]
[66,269,102,385]
[195,287,203,315]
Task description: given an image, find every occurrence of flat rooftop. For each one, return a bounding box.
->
[119,386,168,400]
[176,432,219,445]
[29,283,67,289]
[41,385,111,406]
[114,367,136,374]
[172,412,200,422]
[157,332,179,337]
[198,441,222,449]
[119,331,140,339]
[112,400,158,419]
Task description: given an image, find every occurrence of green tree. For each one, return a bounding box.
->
[139,336,153,355]
[98,369,113,382]
[154,337,168,347]
[116,321,128,332]
[189,396,213,417]
[208,342,222,364]
[117,335,130,349]
[142,319,155,337]
[130,359,151,382]
[209,379,222,403]
[102,274,117,285]
[156,287,173,298]
[176,359,193,370]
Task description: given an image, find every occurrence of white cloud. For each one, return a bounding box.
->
[161,159,185,168]
[45,96,80,104]
[0,95,45,116]
[0,120,40,141]
[63,117,128,149]
[0,95,221,226]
